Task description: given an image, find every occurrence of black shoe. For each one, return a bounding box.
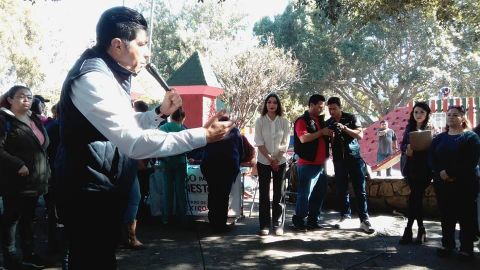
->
[22,253,46,269]
[289,223,307,232]
[4,253,24,270]
[306,222,325,230]
[415,226,427,244]
[436,247,453,258]
[211,224,233,233]
[399,227,413,245]
[457,251,474,262]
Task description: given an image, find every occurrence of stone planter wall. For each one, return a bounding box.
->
[324,176,439,217]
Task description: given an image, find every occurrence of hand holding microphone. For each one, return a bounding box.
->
[146,63,182,116]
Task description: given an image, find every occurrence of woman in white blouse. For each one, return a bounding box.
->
[254,93,290,236]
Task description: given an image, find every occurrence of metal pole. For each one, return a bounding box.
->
[148,0,155,62]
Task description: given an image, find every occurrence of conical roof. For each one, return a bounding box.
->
[167,51,221,88]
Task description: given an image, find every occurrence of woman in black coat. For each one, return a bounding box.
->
[430,106,480,260]
[0,85,50,269]
[398,102,433,245]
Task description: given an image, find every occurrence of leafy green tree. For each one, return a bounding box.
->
[141,0,248,79]
[0,0,45,90]
[254,4,480,123]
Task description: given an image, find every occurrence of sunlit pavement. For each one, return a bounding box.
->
[115,196,479,270]
[1,185,479,270]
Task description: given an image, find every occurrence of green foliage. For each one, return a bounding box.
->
[0,0,45,89]
[142,0,248,79]
[254,2,480,124]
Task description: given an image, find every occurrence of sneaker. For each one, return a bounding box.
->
[334,216,351,229]
[360,219,375,234]
[274,227,284,236]
[22,253,46,269]
[259,228,270,236]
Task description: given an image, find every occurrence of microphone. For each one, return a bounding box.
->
[145,63,171,92]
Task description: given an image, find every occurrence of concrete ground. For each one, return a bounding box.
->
[112,203,479,270]
[1,192,479,270]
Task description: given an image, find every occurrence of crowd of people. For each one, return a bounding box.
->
[0,5,479,270]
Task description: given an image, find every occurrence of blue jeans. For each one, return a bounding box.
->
[293,164,327,226]
[124,177,141,223]
[334,158,369,221]
[376,153,391,176]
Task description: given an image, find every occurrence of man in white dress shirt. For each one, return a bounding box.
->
[55,6,232,269]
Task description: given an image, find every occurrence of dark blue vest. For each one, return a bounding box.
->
[293,111,329,161]
[56,48,137,194]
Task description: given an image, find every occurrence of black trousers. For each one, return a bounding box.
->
[202,166,237,228]
[406,174,431,223]
[257,162,286,229]
[434,181,476,253]
[1,194,38,258]
[62,191,127,270]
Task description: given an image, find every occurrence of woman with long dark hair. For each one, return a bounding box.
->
[399,102,432,245]
[0,85,50,269]
[254,93,290,236]
[431,106,480,260]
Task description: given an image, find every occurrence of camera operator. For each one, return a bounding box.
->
[326,97,375,234]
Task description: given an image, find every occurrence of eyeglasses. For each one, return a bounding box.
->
[13,94,33,101]
[447,105,466,114]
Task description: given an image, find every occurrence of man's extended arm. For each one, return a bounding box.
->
[71,72,206,159]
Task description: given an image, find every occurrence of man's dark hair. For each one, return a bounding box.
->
[31,98,43,115]
[327,96,341,107]
[96,6,148,52]
[171,107,186,122]
[308,94,326,106]
[133,100,149,112]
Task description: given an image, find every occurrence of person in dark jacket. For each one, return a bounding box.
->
[326,97,374,234]
[201,117,243,233]
[398,102,433,245]
[56,7,232,270]
[0,85,50,269]
[430,105,480,260]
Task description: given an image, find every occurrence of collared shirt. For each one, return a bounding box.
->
[326,111,362,160]
[71,71,206,159]
[254,115,290,165]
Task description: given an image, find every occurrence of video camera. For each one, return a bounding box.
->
[328,121,343,137]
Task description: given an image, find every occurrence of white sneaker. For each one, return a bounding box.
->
[360,219,375,234]
[334,216,351,229]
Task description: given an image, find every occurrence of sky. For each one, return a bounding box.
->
[29,0,290,94]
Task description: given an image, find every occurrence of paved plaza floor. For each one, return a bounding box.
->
[1,190,479,270]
